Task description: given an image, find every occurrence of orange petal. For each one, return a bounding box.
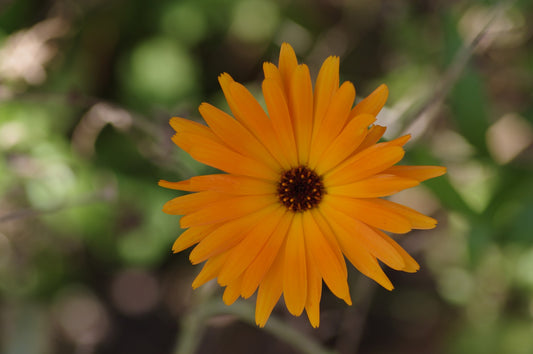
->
[263,62,284,90]
[387,134,411,147]
[289,64,314,164]
[322,202,406,269]
[327,195,412,234]
[187,174,275,195]
[199,102,280,170]
[218,73,240,118]
[309,210,348,281]
[255,240,286,327]
[278,43,298,94]
[162,191,226,215]
[170,123,223,154]
[172,225,215,253]
[228,81,290,168]
[168,116,224,154]
[189,205,276,264]
[313,56,340,130]
[328,174,419,198]
[312,113,375,173]
[169,117,214,138]
[320,204,394,290]
[369,198,438,230]
[304,249,322,328]
[187,138,278,180]
[353,124,387,154]
[262,78,298,166]
[302,212,351,304]
[241,212,293,299]
[191,252,230,289]
[309,81,357,168]
[222,274,243,306]
[283,213,307,316]
[158,179,202,192]
[325,144,405,186]
[371,227,420,273]
[180,195,275,228]
[383,165,447,182]
[349,84,388,118]
[217,206,285,286]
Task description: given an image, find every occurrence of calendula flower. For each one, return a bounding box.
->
[160,43,446,328]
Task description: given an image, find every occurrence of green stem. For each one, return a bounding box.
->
[174,290,335,354]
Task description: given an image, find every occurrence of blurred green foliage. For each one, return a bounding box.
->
[1,0,533,353]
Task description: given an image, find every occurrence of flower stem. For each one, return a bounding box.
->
[174,288,335,354]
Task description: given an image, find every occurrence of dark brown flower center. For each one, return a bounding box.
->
[277,166,325,212]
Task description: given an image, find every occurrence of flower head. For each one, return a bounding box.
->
[160,43,446,327]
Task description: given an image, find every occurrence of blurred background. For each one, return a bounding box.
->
[0,0,532,353]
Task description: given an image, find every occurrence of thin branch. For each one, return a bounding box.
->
[400,1,514,134]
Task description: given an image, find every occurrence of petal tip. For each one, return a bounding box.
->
[435,166,447,177]
[280,42,295,53]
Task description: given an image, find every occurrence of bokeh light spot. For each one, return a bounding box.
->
[159,2,207,45]
[230,0,280,43]
[122,37,197,106]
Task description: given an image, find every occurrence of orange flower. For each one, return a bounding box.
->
[160,43,446,327]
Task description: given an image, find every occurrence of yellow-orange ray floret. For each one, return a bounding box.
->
[304,251,322,328]
[178,174,275,195]
[278,43,298,94]
[355,124,387,153]
[228,81,291,169]
[309,209,348,281]
[388,134,411,147]
[240,212,293,299]
[262,78,299,166]
[312,56,340,131]
[349,83,389,119]
[368,198,438,230]
[283,213,308,316]
[217,205,285,286]
[322,201,406,270]
[163,191,227,215]
[384,165,447,182]
[327,174,420,198]
[311,113,376,172]
[170,119,222,154]
[370,227,420,273]
[198,103,281,171]
[308,81,356,168]
[324,144,405,186]
[255,241,286,327]
[302,212,351,304]
[189,205,278,264]
[172,224,216,253]
[327,194,412,234]
[320,203,394,290]
[289,64,314,164]
[192,252,230,289]
[223,273,244,306]
[158,179,202,192]
[179,194,275,228]
[263,62,283,88]
[175,131,278,180]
